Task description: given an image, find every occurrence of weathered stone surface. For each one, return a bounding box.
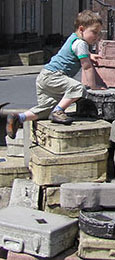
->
[6,129,24,157]
[29,146,107,185]
[23,121,32,167]
[110,120,115,143]
[0,188,11,209]
[98,40,115,60]
[42,186,79,217]
[95,66,115,88]
[60,182,115,210]
[0,149,30,187]
[46,187,60,205]
[78,230,115,259]
[34,119,111,155]
[9,179,40,209]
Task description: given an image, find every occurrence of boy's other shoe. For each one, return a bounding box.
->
[49,110,73,125]
[6,114,21,139]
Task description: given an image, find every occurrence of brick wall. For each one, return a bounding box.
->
[92,0,115,40]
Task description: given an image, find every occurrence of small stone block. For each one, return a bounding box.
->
[9,179,40,209]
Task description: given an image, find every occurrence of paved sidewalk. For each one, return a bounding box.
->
[0,65,43,77]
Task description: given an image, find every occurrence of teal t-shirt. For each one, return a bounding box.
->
[45,33,89,77]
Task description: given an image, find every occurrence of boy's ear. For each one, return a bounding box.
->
[79,25,84,33]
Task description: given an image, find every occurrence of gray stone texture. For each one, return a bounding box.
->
[42,186,79,217]
[110,120,115,143]
[9,179,40,209]
[0,187,11,209]
[60,182,115,210]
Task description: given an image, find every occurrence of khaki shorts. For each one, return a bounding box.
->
[30,69,87,119]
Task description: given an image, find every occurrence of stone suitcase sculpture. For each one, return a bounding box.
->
[76,88,115,121]
[79,210,115,239]
[0,206,78,257]
[33,119,111,155]
[78,230,115,260]
[29,146,108,185]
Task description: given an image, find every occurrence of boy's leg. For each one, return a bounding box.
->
[6,111,38,139]
[49,97,78,125]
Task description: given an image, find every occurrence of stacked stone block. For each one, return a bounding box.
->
[60,182,115,259]
[29,118,111,214]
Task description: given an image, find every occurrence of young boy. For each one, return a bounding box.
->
[6,10,103,139]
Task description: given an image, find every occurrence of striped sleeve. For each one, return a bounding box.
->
[72,39,89,59]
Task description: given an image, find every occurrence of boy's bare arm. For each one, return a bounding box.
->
[80,57,97,90]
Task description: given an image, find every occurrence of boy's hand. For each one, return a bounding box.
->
[94,86,107,90]
[90,54,102,65]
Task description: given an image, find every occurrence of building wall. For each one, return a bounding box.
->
[92,0,115,39]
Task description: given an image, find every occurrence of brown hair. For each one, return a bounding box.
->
[74,10,102,30]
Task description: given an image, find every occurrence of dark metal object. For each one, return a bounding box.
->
[0,102,10,109]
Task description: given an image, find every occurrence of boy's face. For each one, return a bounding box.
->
[79,23,102,44]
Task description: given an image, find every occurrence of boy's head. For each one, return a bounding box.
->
[74,10,102,44]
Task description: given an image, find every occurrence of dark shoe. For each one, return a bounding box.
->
[49,110,73,125]
[6,114,20,139]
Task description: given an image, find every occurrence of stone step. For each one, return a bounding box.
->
[29,146,107,185]
[60,182,115,210]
